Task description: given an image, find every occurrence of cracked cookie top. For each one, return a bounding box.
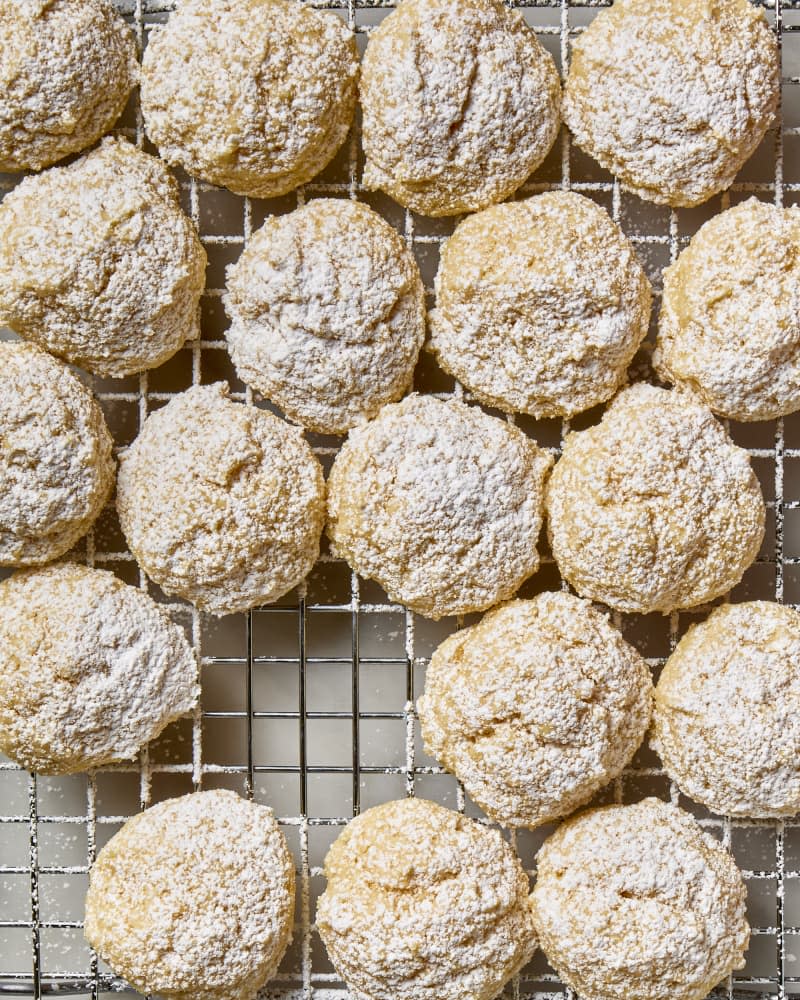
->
[531,798,749,1000]
[546,383,765,614]
[359,0,560,216]
[418,592,653,828]
[317,797,537,1000]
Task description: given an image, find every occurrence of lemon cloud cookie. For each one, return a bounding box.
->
[563,0,779,207]
[655,198,800,421]
[84,790,295,1000]
[0,342,114,567]
[0,0,137,172]
[224,199,425,435]
[0,563,199,774]
[546,383,765,614]
[430,192,651,418]
[316,798,537,1000]
[327,394,553,619]
[117,383,325,616]
[653,601,800,818]
[359,0,560,216]
[0,138,207,379]
[141,0,358,199]
[418,593,653,828]
[531,798,749,1000]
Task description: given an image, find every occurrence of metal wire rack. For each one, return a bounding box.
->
[3,0,800,996]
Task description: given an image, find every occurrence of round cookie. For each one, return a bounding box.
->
[224,199,425,435]
[655,199,800,421]
[418,593,653,828]
[84,789,295,1000]
[530,798,750,1000]
[563,0,779,207]
[0,138,207,379]
[0,0,137,172]
[326,394,553,619]
[0,342,114,566]
[653,601,800,818]
[316,797,537,1000]
[546,383,765,614]
[0,563,199,774]
[359,0,560,217]
[141,0,358,199]
[430,192,652,418]
[117,382,325,616]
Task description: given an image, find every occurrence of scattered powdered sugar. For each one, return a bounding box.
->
[84,789,295,1000]
[326,393,553,620]
[655,198,800,421]
[563,0,779,207]
[0,562,199,774]
[531,798,750,1000]
[430,191,652,418]
[653,601,800,818]
[224,199,425,435]
[117,382,326,617]
[141,0,358,199]
[316,797,537,1000]
[360,0,561,216]
[546,382,765,614]
[0,342,114,566]
[0,0,137,171]
[0,137,207,379]
[418,592,653,829]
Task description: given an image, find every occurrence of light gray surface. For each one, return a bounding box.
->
[2,0,800,997]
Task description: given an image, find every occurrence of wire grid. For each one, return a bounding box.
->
[3,0,800,996]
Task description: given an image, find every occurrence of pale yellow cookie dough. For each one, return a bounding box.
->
[418,593,653,828]
[141,0,358,199]
[430,192,652,418]
[224,199,425,435]
[655,198,800,421]
[0,342,114,566]
[0,138,206,378]
[84,790,295,1000]
[326,394,553,619]
[653,601,800,818]
[0,563,198,774]
[316,798,537,1000]
[563,0,779,207]
[546,383,765,614]
[117,382,325,616]
[531,798,750,1000]
[359,0,560,217]
[0,0,137,172]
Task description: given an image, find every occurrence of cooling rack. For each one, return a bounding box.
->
[3,0,800,996]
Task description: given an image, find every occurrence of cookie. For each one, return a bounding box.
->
[84,789,294,1000]
[0,342,114,566]
[117,382,325,616]
[0,138,206,378]
[326,394,553,619]
[563,0,778,207]
[224,199,425,434]
[141,0,358,198]
[531,798,750,1000]
[360,0,560,216]
[0,563,198,774]
[0,0,137,172]
[430,192,651,418]
[418,593,653,828]
[546,383,765,613]
[655,198,800,421]
[653,601,800,818]
[316,798,537,1000]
